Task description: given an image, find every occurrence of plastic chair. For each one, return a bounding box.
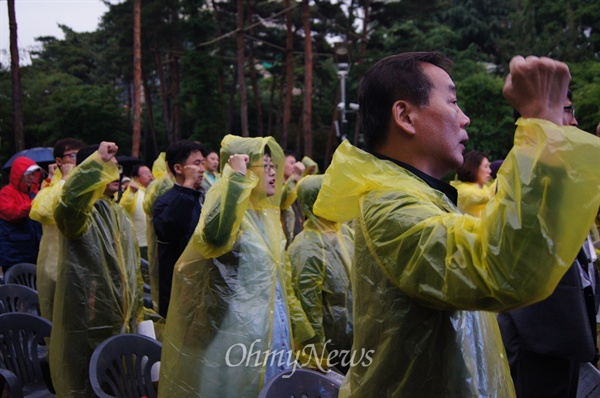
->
[258,368,344,398]
[0,312,55,398]
[0,284,40,315]
[89,333,162,398]
[3,263,37,290]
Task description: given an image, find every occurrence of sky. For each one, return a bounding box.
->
[0,0,118,66]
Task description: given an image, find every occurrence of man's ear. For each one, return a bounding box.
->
[173,163,183,175]
[392,100,417,136]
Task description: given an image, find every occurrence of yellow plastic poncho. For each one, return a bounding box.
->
[159,135,315,398]
[288,175,354,360]
[313,119,600,397]
[301,156,319,175]
[280,156,320,246]
[51,151,146,397]
[451,179,498,217]
[120,184,148,250]
[142,153,174,312]
[30,168,63,321]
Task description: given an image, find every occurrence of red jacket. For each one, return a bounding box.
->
[0,156,41,222]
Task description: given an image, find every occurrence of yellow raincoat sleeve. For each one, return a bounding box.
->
[284,252,325,369]
[280,178,298,210]
[142,176,174,312]
[452,180,497,217]
[54,151,120,239]
[290,241,326,344]
[30,169,65,321]
[194,165,258,258]
[119,185,138,213]
[30,169,64,225]
[317,119,600,312]
[284,252,318,346]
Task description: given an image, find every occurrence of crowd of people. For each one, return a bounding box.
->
[0,52,599,398]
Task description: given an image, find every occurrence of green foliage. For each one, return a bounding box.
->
[456,70,515,160]
[0,65,130,165]
[2,0,599,167]
[570,61,600,134]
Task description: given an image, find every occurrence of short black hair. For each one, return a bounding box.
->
[359,52,453,150]
[204,149,218,157]
[284,149,296,158]
[165,140,204,175]
[54,138,85,159]
[131,164,148,178]
[76,144,100,166]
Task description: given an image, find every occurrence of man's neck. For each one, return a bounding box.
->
[369,150,458,206]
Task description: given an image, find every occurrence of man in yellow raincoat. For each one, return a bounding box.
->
[30,137,84,321]
[51,141,146,397]
[313,53,600,397]
[288,174,354,372]
[158,135,316,397]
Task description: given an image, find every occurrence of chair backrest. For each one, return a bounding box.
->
[258,368,344,398]
[0,284,40,315]
[89,333,162,398]
[3,263,37,290]
[0,312,52,391]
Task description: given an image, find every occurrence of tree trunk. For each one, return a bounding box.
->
[267,73,276,137]
[8,0,24,152]
[211,0,225,96]
[155,51,173,145]
[325,84,341,168]
[359,0,371,64]
[237,0,249,137]
[276,72,285,142]
[142,74,159,156]
[169,3,181,142]
[301,0,313,158]
[282,0,294,150]
[227,64,237,135]
[132,0,142,157]
[170,52,181,142]
[246,0,262,136]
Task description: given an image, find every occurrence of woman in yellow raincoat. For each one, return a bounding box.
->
[288,174,354,371]
[158,135,315,398]
[451,150,497,217]
[51,142,146,397]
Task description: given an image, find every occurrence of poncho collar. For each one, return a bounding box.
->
[369,150,458,206]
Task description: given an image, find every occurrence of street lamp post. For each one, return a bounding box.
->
[337,62,349,141]
[334,42,358,143]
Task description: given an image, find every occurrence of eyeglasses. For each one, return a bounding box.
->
[61,153,78,160]
[259,164,278,173]
[251,164,278,172]
[563,105,575,117]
